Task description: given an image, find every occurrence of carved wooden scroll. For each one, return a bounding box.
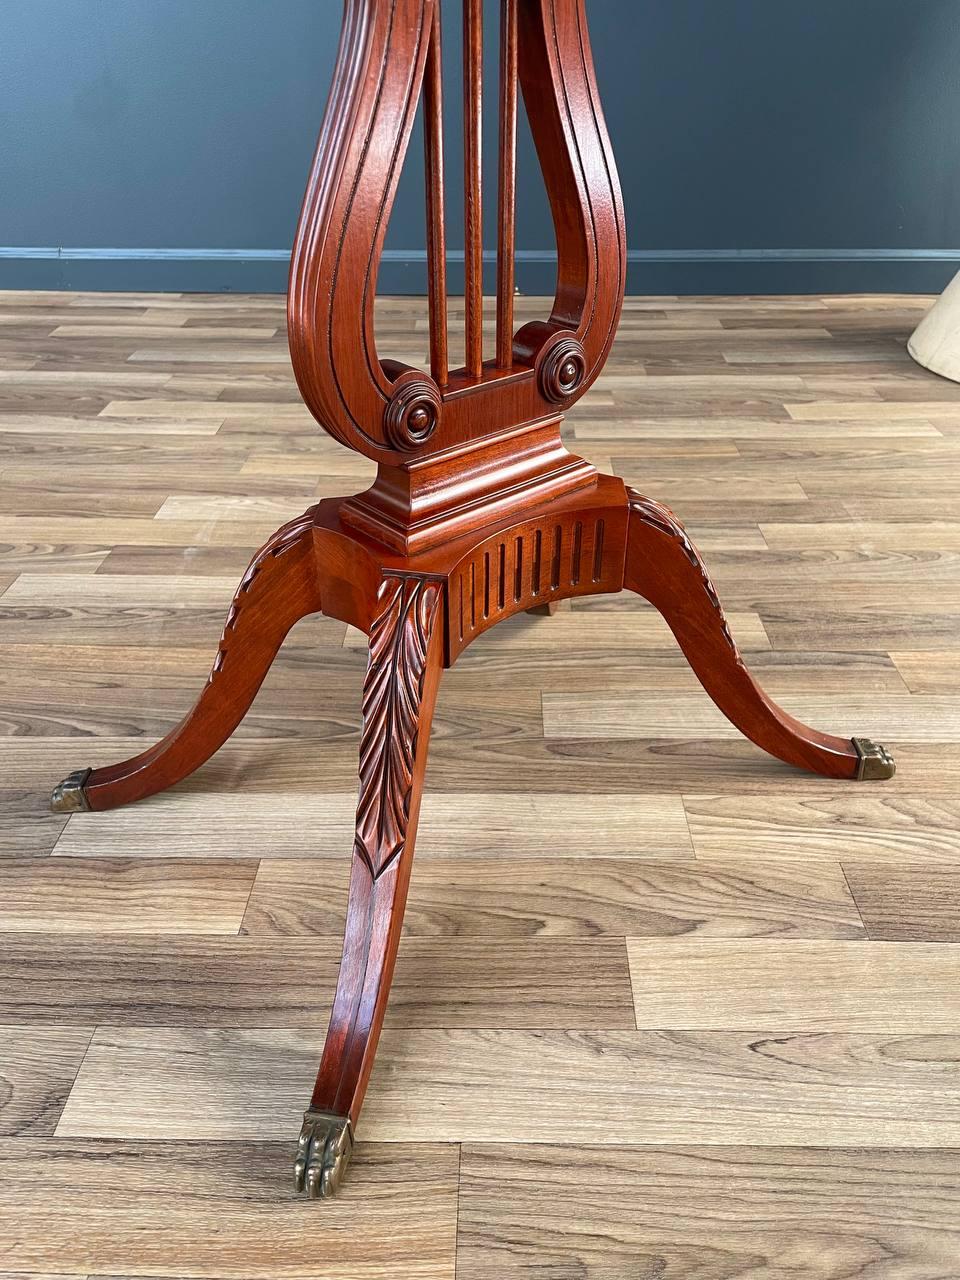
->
[287,0,626,484]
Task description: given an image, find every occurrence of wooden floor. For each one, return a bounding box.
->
[2,290,960,1278]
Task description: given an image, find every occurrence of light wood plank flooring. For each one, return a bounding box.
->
[1,290,959,1278]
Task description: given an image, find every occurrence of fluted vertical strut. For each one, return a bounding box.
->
[496,0,518,369]
[463,0,484,377]
[423,2,448,385]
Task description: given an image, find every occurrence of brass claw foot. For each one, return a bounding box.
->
[852,738,896,781]
[294,1110,354,1200]
[50,768,92,813]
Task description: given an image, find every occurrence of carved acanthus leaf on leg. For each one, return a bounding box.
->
[208,504,320,684]
[353,574,444,882]
[625,486,895,781]
[50,504,323,815]
[293,571,445,1201]
[627,489,741,661]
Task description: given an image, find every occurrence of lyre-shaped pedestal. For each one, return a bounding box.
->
[51,0,894,1199]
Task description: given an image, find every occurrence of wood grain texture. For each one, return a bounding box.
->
[0,1138,458,1278]
[842,863,960,941]
[50,791,693,860]
[685,794,960,863]
[457,1145,960,1280]
[362,606,772,651]
[56,1026,960,1149]
[240,857,865,939]
[0,792,68,855]
[890,649,960,693]
[544,691,960,739]
[0,1025,93,1136]
[6,736,959,801]
[0,936,634,1029]
[0,858,257,934]
[0,281,956,1250]
[441,646,909,696]
[627,939,960,1032]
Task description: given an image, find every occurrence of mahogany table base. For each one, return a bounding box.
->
[47,0,898,1199]
[50,473,894,1198]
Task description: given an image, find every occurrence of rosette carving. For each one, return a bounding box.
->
[383,372,443,450]
[537,334,587,404]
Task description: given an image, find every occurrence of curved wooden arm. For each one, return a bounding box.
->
[513,0,626,401]
[287,0,626,469]
[288,0,438,463]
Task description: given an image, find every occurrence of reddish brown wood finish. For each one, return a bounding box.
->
[51,0,894,1200]
[496,0,519,369]
[78,509,324,812]
[423,2,449,386]
[310,574,445,1125]
[624,490,861,780]
[463,0,485,378]
[287,0,625,540]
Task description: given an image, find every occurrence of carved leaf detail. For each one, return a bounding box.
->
[354,575,443,881]
[207,505,319,684]
[627,491,741,661]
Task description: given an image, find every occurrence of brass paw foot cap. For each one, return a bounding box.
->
[294,1110,354,1200]
[50,768,92,813]
[852,738,896,781]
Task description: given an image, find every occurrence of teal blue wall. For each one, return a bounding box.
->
[2,0,959,293]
